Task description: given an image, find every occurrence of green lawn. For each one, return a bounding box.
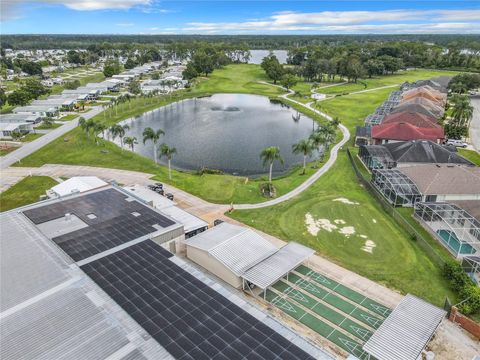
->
[228,67,462,305]
[35,123,62,130]
[320,87,395,133]
[15,65,337,204]
[317,69,459,95]
[229,152,456,306]
[459,149,480,166]
[59,114,78,121]
[0,147,16,156]
[0,176,57,212]
[21,133,44,142]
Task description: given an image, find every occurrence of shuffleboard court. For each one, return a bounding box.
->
[296,265,392,318]
[287,273,384,329]
[266,290,369,359]
[273,281,374,341]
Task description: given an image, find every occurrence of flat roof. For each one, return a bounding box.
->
[23,187,180,262]
[50,176,108,197]
[122,185,207,233]
[363,294,445,360]
[81,240,317,360]
[0,211,170,360]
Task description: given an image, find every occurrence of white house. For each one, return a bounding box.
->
[0,122,33,139]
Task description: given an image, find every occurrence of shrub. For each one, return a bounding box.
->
[443,261,480,315]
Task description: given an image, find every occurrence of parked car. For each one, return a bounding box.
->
[165,193,174,201]
[446,139,468,148]
[213,219,224,226]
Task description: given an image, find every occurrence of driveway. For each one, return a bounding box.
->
[469,96,480,151]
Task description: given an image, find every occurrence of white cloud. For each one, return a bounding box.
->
[43,0,151,11]
[0,0,152,20]
[183,9,480,34]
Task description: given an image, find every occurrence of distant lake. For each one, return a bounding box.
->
[117,94,318,176]
[249,50,288,64]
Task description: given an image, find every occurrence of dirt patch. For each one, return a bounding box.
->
[305,213,338,236]
[333,197,360,205]
[338,226,355,237]
[428,320,480,360]
[305,213,321,236]
[361,240,376,253]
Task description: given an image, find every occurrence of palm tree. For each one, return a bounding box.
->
[292,139,315,174]
[94,122,107,142]
[109,124,121,144]
[85,119,96,138]
[309,130,328,166]
[260,146,284,183]
[142,127,165,163]
[451,96,474,127]
[79,117,87,132]
[123,136,137,152]
[159,143,177,180]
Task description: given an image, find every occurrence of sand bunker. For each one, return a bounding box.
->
[334,219,346,225]
[360,235,368,239]
[339,226,356,237]
[305,214,338,235]
[372,219,377,223]
[361,240,376,253]
[333,197,359,205]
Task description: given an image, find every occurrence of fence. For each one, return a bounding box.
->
[346,148,447,267]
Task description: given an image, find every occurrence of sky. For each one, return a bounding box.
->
[1,0,480,35]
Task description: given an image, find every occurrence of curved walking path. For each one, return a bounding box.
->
[1,82,351,211]
[234,83,351,209]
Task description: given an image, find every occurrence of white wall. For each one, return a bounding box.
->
[186,246,242,288]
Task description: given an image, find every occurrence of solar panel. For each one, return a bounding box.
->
[23,189,176,262]
[81,240,315,360]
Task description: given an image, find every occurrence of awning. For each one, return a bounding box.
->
[242,242,315,289]
[363,294,446,360]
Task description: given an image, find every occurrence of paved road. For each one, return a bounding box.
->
[470,96,480,152]
[0,107,103,170]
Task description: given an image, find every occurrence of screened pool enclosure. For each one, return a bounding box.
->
[414,202,480,258]
[372,169,422,206]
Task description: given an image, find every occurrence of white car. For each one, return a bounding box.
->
[446,139,468,148]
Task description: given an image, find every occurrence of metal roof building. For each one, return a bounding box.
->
[363,294,446,360]
[0,209,172,360]
[1,187,327,360]
[186,223,315,292]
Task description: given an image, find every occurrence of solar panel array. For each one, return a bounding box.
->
[23,188,176,262]
[82,240,315,360]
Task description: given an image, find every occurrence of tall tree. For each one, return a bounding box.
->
[292,139,315,174]
[159,143,177,180]
[123,136,137,152]
[142,127,165,163]
[260,146,284,183]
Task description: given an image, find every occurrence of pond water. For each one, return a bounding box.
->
[249,50,288,64]
[117,94,318,176]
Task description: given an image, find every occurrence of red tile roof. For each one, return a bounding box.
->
[382,112,440,128]
[372,122,444,142]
